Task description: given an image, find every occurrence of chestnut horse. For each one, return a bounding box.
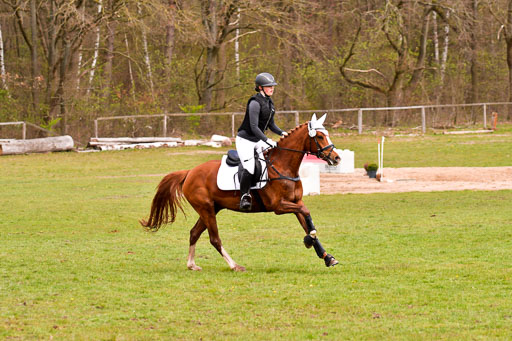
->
[140,114,341,271]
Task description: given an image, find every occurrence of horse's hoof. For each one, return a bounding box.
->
[324,254,339,267]
[187,264,202,271]
[233,264,246,272]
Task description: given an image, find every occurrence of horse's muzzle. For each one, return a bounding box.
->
[326,155,340,166]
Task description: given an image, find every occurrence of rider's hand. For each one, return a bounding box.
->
[281,131,288,137]
[266,138,277,148]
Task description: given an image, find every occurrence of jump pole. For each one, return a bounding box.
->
[377,136,385,181]
[381,136,384,178]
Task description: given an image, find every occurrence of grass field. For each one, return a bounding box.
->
[1,130,512,340]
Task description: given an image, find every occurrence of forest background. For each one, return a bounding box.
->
[1,0,512,140]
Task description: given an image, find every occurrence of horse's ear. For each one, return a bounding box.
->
[318,113,327,126]
[311,113,317,123]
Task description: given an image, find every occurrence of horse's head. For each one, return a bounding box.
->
[307,114,340,166]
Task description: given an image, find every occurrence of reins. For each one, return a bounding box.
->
[262,133,335,183]
[263,148,301,182]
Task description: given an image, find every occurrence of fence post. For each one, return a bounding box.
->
[483,103,487,129]
[94,119,98,138]
[358,109,363,134]
[22,122,26,139]
[163,115,167,137]
[295,111,299,127]
[421,106,426,134]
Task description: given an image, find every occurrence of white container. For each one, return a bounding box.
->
[299,163,320,195]
[324,149,354,174]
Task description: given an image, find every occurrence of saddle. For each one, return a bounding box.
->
[216,150,268,191]
[225,150,263,186]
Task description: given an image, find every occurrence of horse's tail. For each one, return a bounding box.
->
[140,170,190,232]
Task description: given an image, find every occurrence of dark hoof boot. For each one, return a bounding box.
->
[324,254,339,267]
[303,235,314,249]
[239,194,252,211]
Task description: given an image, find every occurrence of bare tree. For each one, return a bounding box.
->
[124,32,136,100]
[195,0,240,111]
[165,0,177,74]
[9,0,40,112]
[137,2,155,98]
[87,0,103,95]
[468,0,479,123]
[489,0,512,120]
[105,2,116,93]
[340,1,453,125]
[0,21,7,90]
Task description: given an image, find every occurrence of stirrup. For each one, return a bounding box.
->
[240,193,252,211]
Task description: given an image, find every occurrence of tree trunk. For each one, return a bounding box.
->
[200,46,217,111]
[440,11,450,85]
[88,0,103,95]
[76,0,86,91]
[139,3,154,98]
[216,42,226,109]
[142,26,154,98]
[46,0,56,118]
[507,0,512,120]
[0,136,74,155]
[165,0,177,76]
[124,33,136,100]
[508,38,512,120]
[30,0,39,113]
[469,1,478,123]
[105,19,115,95]
[433,12,439,65]
[57,38,71,135]
[0,22,7,90]
[199,0,218,112]
[234,8,240,80]
[386,69,405,127]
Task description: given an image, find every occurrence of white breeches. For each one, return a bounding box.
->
[235,136,267,174]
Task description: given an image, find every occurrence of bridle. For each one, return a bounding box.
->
[308,131,336,165]
[263,126,337,182]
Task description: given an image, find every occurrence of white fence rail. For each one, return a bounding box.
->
[93,102,511,138]
[3,102,509,140]
[0,121,56,139]
[94,111,300,138]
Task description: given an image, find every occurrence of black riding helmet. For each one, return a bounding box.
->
[255,73,278,91]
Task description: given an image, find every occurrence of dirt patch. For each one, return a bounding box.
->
[320,167,512,194]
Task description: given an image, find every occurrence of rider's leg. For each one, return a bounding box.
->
[239,169,253,210]
[235,136,256,211]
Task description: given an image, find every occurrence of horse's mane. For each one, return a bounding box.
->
[279,122,308,141]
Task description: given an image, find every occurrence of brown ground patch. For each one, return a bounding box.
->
[320,167,512,194]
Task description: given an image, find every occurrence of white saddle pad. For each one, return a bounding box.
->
[216,155,268,191]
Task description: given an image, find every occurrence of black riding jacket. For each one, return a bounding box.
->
[237,93,283,142]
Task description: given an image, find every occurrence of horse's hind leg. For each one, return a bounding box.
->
[187,218,207,271]
[199,209,245,272]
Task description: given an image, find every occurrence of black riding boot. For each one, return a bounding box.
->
[239,169,253,211]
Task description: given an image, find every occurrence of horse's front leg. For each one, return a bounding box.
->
[275,200,338,267]
[296,212,338,267]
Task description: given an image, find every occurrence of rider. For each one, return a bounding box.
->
[236,72,288,211]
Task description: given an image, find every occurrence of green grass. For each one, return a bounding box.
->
[1,132,512,340]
